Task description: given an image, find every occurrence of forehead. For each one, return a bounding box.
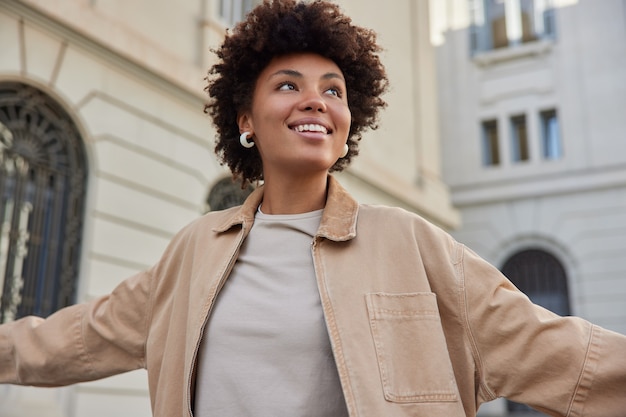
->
[258,53,345,81]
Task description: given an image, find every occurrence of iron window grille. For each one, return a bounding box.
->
[0,82,87,323]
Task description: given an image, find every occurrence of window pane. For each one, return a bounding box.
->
[487,0,508,49]
[471,0,556,53]
[481,119,500,166]
[543,0,556,38]
[219,0,231,25]
[540,109,562,160]
[220,0,257,26]
[469,0,489,52]
[0,82,87,323]
[520,0,538,43]
[510,114,529,162]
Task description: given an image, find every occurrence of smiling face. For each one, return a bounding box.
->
[238,53,351,182]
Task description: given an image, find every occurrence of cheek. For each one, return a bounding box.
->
[256,100,292,125]
[338,107,352,134]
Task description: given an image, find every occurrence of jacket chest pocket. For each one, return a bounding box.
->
[366,292,459,403]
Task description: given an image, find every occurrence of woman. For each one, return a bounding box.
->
[1,1,625,416]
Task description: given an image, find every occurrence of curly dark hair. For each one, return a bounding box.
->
[205,0,389,185]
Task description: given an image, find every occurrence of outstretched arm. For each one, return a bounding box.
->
[0,268,153,387]
[461,246,626,416]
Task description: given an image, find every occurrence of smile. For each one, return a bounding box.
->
[291,124,329,134]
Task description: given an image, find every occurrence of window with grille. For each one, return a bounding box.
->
[206,177,254,212]
[0,82,87,323]
[469,0,556,53]
[500,248,570,415]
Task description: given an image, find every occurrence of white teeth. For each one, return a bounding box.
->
[294,124,328,134]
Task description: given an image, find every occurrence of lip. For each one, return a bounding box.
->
[288,118,333,135]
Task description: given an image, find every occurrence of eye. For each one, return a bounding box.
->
[325,86,344,98]
[278,82,296,91]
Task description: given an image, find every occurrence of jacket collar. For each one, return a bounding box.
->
[213,175,358,242]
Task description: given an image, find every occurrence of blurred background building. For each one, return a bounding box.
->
[432,0,626,414]
[0,0,624,416]
[0,0,457,415]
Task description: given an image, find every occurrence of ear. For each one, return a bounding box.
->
[237,112,253,134]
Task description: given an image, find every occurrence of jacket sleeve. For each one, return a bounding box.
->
[460,245,626,417]
[0,266,154,387]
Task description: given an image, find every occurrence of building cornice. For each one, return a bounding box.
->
[451,164,626,207]
[2,0,207,108]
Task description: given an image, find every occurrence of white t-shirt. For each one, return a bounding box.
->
[194,208,349,417]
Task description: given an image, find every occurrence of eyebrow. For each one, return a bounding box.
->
[268,69,345,82]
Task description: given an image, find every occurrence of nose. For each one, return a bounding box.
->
[298,90,327,113]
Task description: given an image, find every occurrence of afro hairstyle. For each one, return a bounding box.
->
[205,0,388,185]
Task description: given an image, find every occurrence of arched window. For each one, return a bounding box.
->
[206,177,254,212]
[0,82,87,323]
[501,248,570,415]
[501,248,570,315]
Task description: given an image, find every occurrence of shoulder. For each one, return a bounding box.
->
[161,205,243,251]
[357,203,460,257]
[358,204,450,235]
[193,205,242,230]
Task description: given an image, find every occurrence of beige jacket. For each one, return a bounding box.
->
[1,175,625,417]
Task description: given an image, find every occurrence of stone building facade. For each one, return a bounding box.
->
[0,0,457,415]
[433,0,626,415]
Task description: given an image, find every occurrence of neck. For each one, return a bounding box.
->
[260,173,328,215]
